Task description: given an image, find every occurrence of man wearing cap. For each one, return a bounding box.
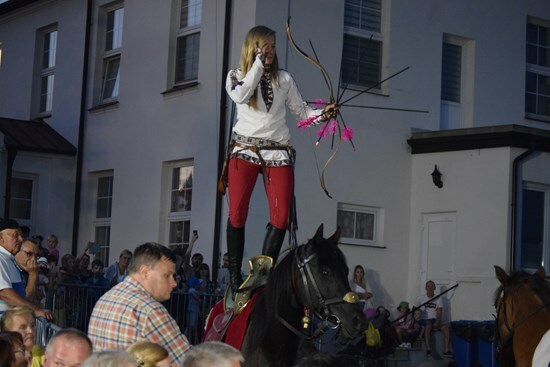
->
[14,239,40,303]
[0,218,53,320]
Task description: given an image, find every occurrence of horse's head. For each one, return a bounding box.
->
[294,224,367,339]
[494,265,549,365]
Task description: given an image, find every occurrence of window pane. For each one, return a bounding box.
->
[106,8,124,51]
[95,226,110,265]
[10,178,33,220]
[169,220,190,246]
[42,30,57,69]
[170,166,193,212]
[102,56,120,100]
[344,0,381,32]
[520,189,545,269]
[180,0,202,28]
[175,33,200,83]
[96,176,113,218]
[337,210,356,238]
[40,74,54,112]
[341,34,380,87]
[355,212,374,240]
[441,42,462,103]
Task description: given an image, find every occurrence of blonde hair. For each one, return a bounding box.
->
[127,341,169,367]
[239,25,279,109]
[352,265,366,289]
[0,305,35,331]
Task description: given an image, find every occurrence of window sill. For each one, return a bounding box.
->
[162,81,200,96]
[339,238,386,248]
[89,100,119,112]
[35,112,52,120]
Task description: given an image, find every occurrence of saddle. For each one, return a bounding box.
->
[203,255,273,346]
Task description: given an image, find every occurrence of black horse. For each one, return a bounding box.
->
[237,224,367,366]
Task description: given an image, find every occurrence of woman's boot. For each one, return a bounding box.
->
[261,223,286,264]
[226,220,245,294]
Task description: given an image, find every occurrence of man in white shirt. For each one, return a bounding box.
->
[415,280,452,358]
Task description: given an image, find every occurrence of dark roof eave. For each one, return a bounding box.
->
[407,124,550,154]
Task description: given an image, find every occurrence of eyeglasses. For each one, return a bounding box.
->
[23,251,38,258]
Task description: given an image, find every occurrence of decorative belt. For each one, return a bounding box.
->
[233,134,286,148]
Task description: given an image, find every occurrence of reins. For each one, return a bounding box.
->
[275,244,359,340]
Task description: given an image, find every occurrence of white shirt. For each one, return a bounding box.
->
[0,245,24,313]
[416,293,443,320]
[226,56,322,164]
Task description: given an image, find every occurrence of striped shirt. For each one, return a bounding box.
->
[88,276,190,364]
[0,245,25,314]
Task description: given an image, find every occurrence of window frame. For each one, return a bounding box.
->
[93,171,114,265]
[37,26,57,116]
[525,17,550,122]
[98,3,124,104]
[9,173,37,227]
[517,183,550,273]
[341,0,383,91]
[172,0,202,88]
[164,159,194,249]
[337,202,384,247]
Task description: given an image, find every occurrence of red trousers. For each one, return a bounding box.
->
[227,158,293,229]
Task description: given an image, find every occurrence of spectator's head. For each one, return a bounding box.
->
[0,305,37,352]
[127,341,170,367]
[47,234,58,249]
[425,280,436,296]
[197,263,210,281]
[191,253,203,268]
[91,259,104,277]
[47,254,58,267]
[129,243,177,302]
[14,239,39,269]
[181,341,244,367]
[397,301,410,314]
[118,249,133,271]
[352,265,365,284]
[0,331,28,367]
[79,253,91,271]
[44,328,92,367]
[32,235,44,245]
[0,219,23,256]
[82,351,136,367]
[294,352,347,367]
[222,252,229,268]
[61,254,77,272]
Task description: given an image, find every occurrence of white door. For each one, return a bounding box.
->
[421,212,456,289]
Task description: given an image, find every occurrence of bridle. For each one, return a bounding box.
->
[276,244,359,339]
[495,283,550,354]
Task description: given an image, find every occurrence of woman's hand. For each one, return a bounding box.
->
[361,291,373,300]
[321,103,339,121]
[254,42,266,64]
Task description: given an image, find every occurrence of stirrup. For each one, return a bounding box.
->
[223,255,273,314]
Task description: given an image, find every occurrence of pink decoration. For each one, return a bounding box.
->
[312,99,327,109]
[342,127,354,142]
[328,120,337,134]
[317,124,329,139]
[297,116,317,130]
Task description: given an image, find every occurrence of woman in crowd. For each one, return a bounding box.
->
[0,319,34,366]
[0,306,43,366]
[127,341,171,367]
[349,265,373,312]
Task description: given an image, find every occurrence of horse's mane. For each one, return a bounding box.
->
[494,269,550,305]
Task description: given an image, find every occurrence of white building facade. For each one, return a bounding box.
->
[1,0,549,321]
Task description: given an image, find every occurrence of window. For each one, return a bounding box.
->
[100,5,123,102]
[174,0,201,85]
[94,173,113,263]
[39,28,57,114]
[165,161,194,249]
[526,19,550,120]
[341,0,382,88]
[337,203,384,247]
[517,186,549,272]
[441,42,462,103]
[9,175,36,225]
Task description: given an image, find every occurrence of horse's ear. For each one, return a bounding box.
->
[535,267,546,279]
[314,224,324,241]
[494,265,509,284]
[328,226,341,243]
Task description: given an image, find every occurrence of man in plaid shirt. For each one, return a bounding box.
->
[88,242,191,364]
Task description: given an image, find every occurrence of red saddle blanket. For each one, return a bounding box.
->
[203,291,260,349]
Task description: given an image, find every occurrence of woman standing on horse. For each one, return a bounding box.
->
[224,25,337,293]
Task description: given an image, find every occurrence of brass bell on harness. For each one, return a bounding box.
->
[302,315,311,330]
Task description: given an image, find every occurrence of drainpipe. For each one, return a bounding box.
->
[71,0,92,255]
[510,149,535,271]
[213,0,233,281]
[3,147,17,218]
